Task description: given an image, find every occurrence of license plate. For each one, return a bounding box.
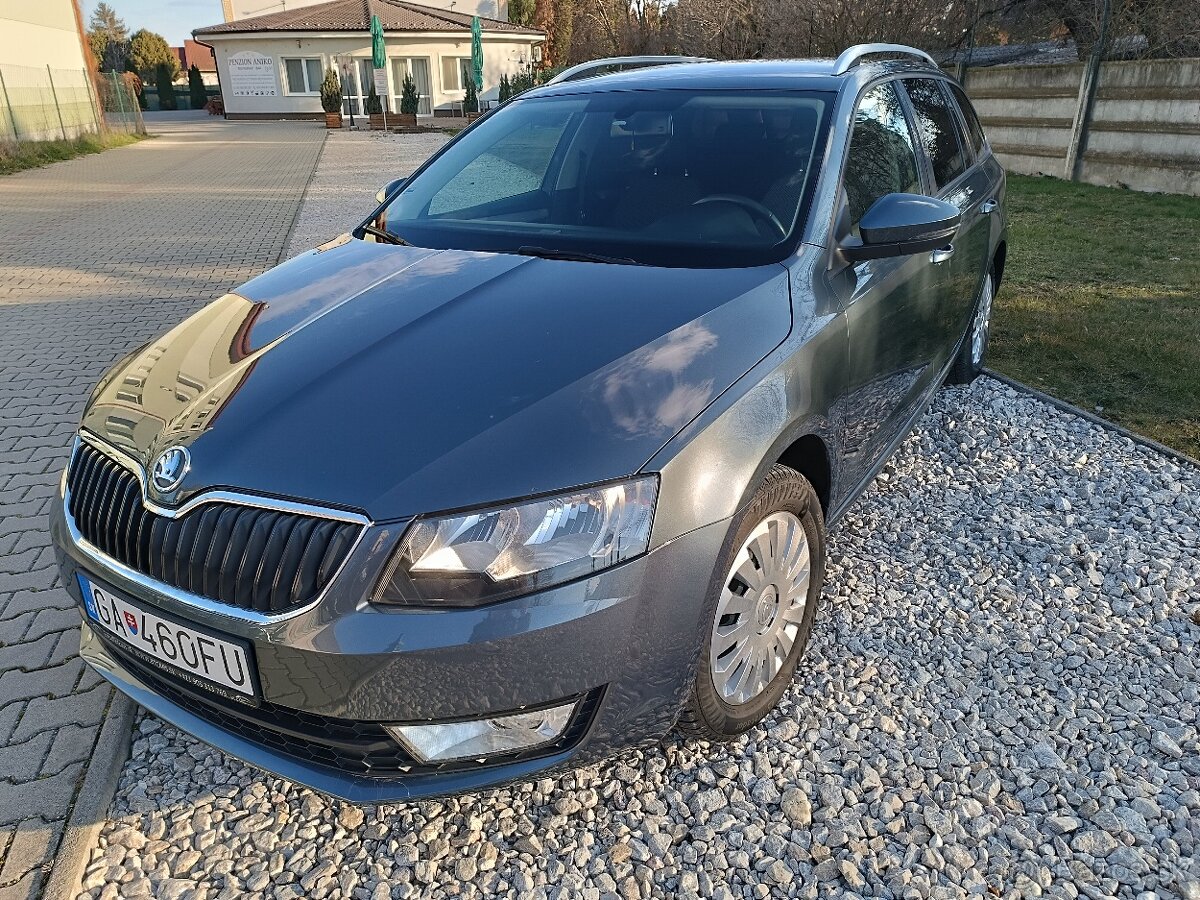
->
[79,574,258,700]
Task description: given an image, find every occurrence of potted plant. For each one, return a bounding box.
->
[395,74,419,127]
[320,67,342,128]
[464,76,481,121]
[366,83,385,130]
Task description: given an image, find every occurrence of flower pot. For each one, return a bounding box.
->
[392,113,417,127]
[324,111,342,129]
[369,113,386,130]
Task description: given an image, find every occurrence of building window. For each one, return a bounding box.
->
[441,56,472,92]
[284,58,323,94]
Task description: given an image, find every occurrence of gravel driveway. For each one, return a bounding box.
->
[77,132,1199,900]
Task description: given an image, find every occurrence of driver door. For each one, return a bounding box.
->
[836,81,945,485]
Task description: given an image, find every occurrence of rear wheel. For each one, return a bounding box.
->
[678,464,824,741]
[946,266,995,385]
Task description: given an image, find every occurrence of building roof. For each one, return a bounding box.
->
[174,39,218,72]
[194,0,543,36]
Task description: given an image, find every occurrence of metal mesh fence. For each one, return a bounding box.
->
[95,71,146,135]
[0,65,143,143]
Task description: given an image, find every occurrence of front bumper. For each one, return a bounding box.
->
[52,498,728,802]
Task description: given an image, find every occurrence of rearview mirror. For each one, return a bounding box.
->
[375,177,406,205]
[841,193,960,262]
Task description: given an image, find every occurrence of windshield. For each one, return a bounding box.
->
[373,89,832,268]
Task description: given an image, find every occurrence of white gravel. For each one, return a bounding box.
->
[78,132,1200,900]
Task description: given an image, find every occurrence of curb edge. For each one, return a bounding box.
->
[982,368,1200,470]
[42,691,137,900]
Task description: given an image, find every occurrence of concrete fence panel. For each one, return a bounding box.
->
[963,56,1200,195]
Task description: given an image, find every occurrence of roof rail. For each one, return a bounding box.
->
[832,43,937,75]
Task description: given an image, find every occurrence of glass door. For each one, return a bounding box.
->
[338,57,360,115]
[359,59,389,112]
[390,57,432,116]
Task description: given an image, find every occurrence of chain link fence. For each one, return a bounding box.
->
[95,71,146,134]
[0,64,144,144]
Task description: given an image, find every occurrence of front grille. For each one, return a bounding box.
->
[67,440,360,615]
[101,634,601,778]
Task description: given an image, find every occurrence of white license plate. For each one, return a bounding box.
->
[79,575,257,698]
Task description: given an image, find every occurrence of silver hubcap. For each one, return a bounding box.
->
[709,511,811,705]
[971,275,994,366]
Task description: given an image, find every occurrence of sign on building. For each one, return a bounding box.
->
[227,51,278,97]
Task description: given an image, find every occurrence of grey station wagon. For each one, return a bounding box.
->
[50,45,1007,802]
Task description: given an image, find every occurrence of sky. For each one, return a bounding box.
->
[86,0,227,45]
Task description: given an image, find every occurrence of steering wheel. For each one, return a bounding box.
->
[692,194,787,239]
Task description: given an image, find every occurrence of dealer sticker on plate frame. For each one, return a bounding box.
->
[79,574,258,700]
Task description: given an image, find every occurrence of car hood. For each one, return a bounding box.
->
[81,237,791,520]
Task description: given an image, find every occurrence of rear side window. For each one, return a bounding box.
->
[843,82,922,233]
[947,83,987,157]
[904,78,968,189]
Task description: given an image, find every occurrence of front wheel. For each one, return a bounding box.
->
[678,464,825,741]
[945,266,996,385]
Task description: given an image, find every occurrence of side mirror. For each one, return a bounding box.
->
[375,177,406,205]
[841,193,960,262]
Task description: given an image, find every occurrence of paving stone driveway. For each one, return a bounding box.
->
[0,116,325,899]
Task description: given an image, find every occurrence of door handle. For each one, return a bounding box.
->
[930,244,955,264]
[981,199,998,214]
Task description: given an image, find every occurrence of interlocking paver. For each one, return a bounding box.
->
[0,113,324,895]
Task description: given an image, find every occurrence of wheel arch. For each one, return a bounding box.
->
[776,433,832,518]
[729,423,837,525]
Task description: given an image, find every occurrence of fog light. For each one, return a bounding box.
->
[385,700,578,763]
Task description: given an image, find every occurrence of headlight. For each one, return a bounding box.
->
[373,475,658,606]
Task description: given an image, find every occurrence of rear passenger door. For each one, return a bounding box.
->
[901,78,992,360]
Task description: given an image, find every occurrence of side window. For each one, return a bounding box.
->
[947,83,987,157]
[843,82,922,234]
[904,78,969,189]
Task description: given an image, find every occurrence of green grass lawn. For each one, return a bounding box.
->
[990,174,1200,459]
[0,131,146,176]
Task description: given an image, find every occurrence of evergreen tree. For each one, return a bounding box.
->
[509,0,537,25]
[187,64,206,109]
[88,3,129,72]
[464,76,478,114]
[366,83,383,115]
[400,74,420,115]
[129,29,179,82]
[320,67,343,114]
[156,63,177,111]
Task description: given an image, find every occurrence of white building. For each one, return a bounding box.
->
[195,0,542,118]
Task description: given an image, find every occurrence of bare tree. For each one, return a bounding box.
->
[559,0,1200,67]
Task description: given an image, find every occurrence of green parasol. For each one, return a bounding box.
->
[470,16,484,91]
[371,14,386,69]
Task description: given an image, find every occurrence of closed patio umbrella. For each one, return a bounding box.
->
[471,16,484,93]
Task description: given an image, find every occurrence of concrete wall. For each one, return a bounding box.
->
[0,0,89,71]
[964,57,1200,195]
[0,1,99,141]
[205,32,541,118]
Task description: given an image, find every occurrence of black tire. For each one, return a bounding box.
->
[678,464,825,741]
[945,266,996,386]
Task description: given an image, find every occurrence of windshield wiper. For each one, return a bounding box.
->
[516,245,640,266]
[360,224,412,246]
